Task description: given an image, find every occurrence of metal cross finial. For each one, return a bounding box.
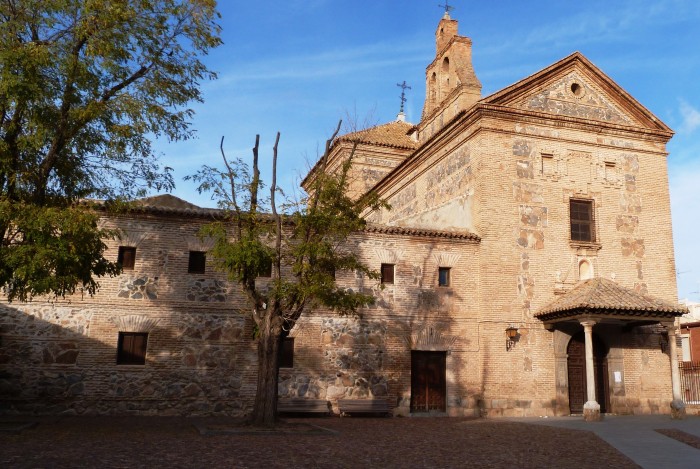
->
[438,1,455,15]
[397,81,411,113]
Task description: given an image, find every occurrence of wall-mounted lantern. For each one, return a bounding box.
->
[506,326,519,351]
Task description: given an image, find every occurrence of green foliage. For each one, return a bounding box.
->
[201,221,274,283]
[192,129,387,425]
[0,200,120,301]
[0,0,221,300]
[192,130,386,323]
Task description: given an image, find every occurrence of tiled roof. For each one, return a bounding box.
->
[135,194,202,210]
[86,195,221,218]
[338,121,417,150]
[90,198,480,242]
[363,224,480,241]
[536,277,687,320]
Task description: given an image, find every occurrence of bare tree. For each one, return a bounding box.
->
[188,121,385,426]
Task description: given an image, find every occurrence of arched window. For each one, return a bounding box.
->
[442,57,450,73]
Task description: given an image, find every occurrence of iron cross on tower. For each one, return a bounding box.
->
[397,80,411,113]
[438,1,455,15]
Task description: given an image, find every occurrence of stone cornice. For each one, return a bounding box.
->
[476,103,674,142]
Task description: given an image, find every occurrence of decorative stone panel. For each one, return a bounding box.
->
[519,72,632,125]
[181,345,236,369]
[425,146,472,207]
[0,306,93,337]
[620,193,642,214]
[519,205,548,227]
[513,182,544,204]
[177,314,244,341]
[621,238,645,258]
[321,319,387,371]
[186,279,230,302]
[616,215,639,234]
[42,342,79,365]
[517,229,544,249]
[117,275,159,300]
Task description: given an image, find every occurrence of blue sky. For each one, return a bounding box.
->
[152,0,700,301]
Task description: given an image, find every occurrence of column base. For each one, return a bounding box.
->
[583,401,601,422]
[671,399,686,420]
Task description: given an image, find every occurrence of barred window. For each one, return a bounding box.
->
[570,199,595,242]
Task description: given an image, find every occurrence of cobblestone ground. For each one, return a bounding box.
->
[0,416,639,468]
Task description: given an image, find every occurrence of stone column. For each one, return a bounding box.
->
[580,320,601,421]
[666,322,686,419]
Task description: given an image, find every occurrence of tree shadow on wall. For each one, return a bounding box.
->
[0,300,248,416]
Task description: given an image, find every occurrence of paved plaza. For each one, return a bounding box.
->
[1,415,698,468]
[510,415,700,469]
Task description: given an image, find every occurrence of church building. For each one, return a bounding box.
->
[0,12,688,420]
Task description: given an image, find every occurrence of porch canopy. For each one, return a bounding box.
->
[535,277,688,420]
[536,277,686,327]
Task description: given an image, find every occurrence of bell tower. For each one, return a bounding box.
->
[419,11,481,140]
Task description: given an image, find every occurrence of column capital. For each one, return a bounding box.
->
[579,319,598,329]
[662,321,678,335]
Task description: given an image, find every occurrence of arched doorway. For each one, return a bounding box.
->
[567,331,610,414]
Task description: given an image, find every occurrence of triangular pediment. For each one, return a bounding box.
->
[482,52,671,132]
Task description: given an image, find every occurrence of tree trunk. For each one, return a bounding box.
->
[250,312,282,426]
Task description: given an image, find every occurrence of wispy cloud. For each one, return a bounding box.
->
[478,0,700,59]
[209,40,429,88]
[679,100,700,133]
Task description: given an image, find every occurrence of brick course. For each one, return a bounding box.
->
[0,13,683,417]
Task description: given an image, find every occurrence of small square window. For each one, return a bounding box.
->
[438,267,451,287]
[278,337,294,368]
[188,251,206,274]
[118,246,136,270]
[541,153,554,175]
[319,260,336,280]
[381,263,394,284]
[605,162,616,180]
[117,332,148,365]
[258,261,272,278]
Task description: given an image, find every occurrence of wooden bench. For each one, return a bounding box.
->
[337,399,391,417]
[277,398,330,415]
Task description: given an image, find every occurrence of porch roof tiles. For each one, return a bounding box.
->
[536,277,687,321]
[337,120,417,150]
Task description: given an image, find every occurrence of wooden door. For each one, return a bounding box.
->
[567,332,609,414]
[411,351,446,413]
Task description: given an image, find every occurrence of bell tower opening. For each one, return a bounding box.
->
[420,12,482,140]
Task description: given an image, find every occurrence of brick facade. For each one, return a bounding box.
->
[0,14,683,417]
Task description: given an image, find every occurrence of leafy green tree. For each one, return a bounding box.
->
[188,122,385,426]
[0,0,221,300]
